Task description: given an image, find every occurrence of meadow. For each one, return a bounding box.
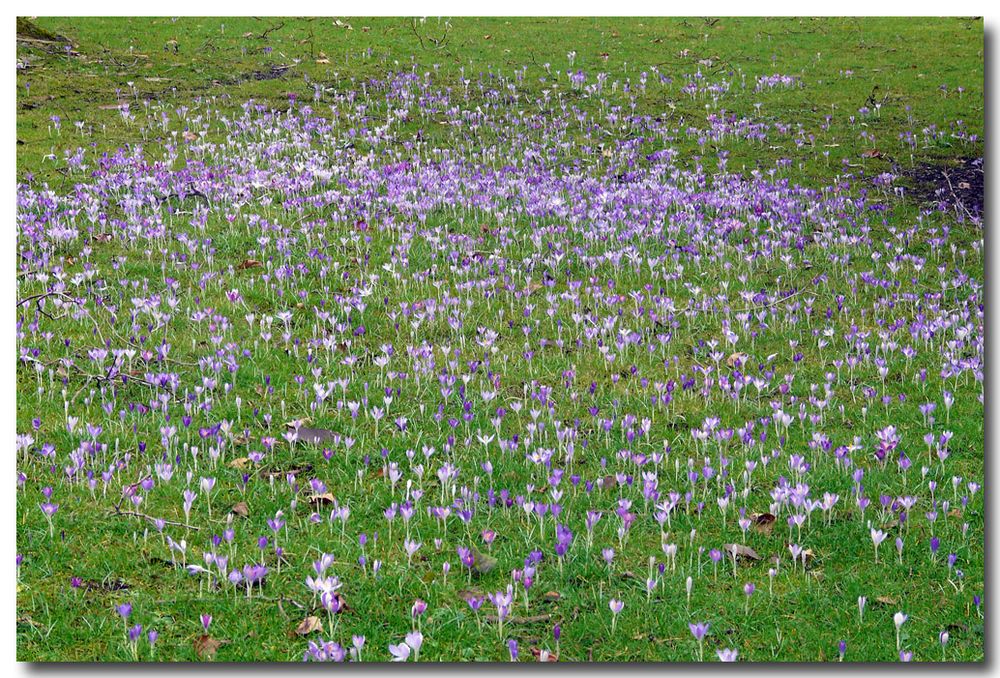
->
[15,16,984,662]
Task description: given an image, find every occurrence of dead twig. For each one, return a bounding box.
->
[941,170,980,224]
[255,21,285,40]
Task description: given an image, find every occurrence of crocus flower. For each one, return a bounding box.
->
[689,622,710,661]
[405,630,423,661]
[717,648,738,662]
[608,598,624,632]
[388,642,411,662]
[893,611,908,651]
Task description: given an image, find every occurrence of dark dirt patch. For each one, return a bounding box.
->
[899,156,983,215]
[247,64,292,81]
[217,64,292,87]
[83,578,130,593]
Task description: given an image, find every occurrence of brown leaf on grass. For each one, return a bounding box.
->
[752,512,776,535]
[17,615,40,628]
[230,501,250,518]
[193,634,222,660]
[307,492,336,506]
[295,616,323,636]
[725,544,761,561]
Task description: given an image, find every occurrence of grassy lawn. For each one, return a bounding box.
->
[15,17,983,662]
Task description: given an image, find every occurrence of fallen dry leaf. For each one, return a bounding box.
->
[752,512,776,535]
[725,544,761,561]
[193,634,222,660]
[307,492,336,506]
[295,616,323,636]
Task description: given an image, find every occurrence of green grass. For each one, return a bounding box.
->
[16,17,983,663]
